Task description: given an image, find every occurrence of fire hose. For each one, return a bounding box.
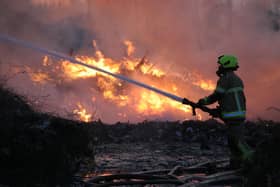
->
[0,34,216,117]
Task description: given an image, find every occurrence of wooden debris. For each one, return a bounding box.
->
[84,160,242,187]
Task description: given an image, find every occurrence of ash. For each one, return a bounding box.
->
[85,120,230,174]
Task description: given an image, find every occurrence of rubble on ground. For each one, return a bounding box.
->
[0,85,280,186]
[0,86,94,186]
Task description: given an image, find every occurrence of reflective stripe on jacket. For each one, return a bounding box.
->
[202,71,246,120]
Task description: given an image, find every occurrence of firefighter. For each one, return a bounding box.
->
[197,55,253,168]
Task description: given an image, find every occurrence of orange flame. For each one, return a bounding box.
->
[124,40,136,56]
[193,79,215,91]
[26,67,51,84]
[183,71,215,91]
[136,90,191,115]
[23,39,215,122]
[73,102,92,122]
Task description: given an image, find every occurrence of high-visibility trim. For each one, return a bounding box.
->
[215,87,226,93]
[226,86,243,111]
[226,87,243,93]
[234,92,242,111]
[222,111,246,118]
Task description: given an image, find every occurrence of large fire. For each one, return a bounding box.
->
[26,40,214,122]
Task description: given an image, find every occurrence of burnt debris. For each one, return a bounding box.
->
[0,85,279,186]
[0,86,94,186]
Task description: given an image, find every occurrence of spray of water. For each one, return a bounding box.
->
[0,34,184,103]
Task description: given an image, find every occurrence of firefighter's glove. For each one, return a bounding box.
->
[182,98,189,105]
[209,108,220,118]
[197,98,207,106]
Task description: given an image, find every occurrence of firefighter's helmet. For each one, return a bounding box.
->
[217,55,238,69]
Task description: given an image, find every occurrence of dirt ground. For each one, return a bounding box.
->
[94,141,228,174]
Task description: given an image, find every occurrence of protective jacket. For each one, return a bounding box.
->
[201,71,246,121]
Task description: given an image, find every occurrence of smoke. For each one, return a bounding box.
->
[83,0,280,121]
[0,0,280,122]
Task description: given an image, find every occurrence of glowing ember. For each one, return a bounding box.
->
[183,72,215,91]
[124,40,135,56]
[26,67,51,84]
[73,102,92,122]
[43,56,49,66]
[193,79,215,91]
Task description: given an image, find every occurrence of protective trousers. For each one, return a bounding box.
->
[226,120,253,168]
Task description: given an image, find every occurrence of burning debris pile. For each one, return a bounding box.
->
[0,85,94,186]
[4,38,215,123]
[0,1,280,186]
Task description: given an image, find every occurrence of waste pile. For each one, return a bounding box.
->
[0,86,94,187]
[84,119,280,187]
[0,85,279,187]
